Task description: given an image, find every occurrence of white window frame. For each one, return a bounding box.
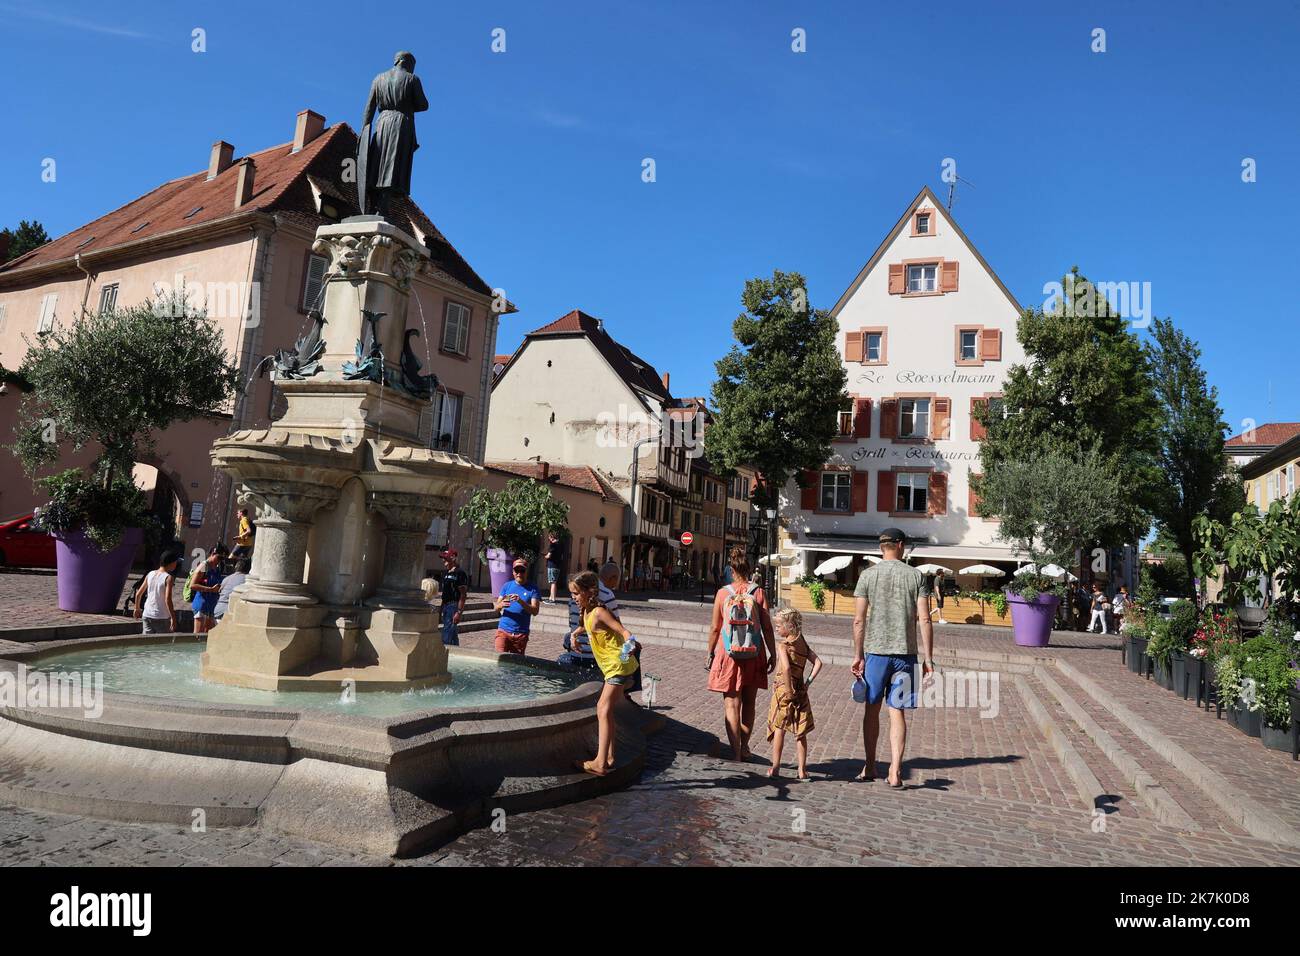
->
[896,472,929,513]
[866,332,882,362]
[1288,463,1296,497]
[302,253,328,311]
[441,301,471,356]
[907,263,937,293]
[37,293,58,333]
[97,283,119,316]
[838,410,854,436]
[432,391,462,452]
[960,329,978,361]
[916,213,931,235]
[820,472,851,512]
[899,398,930,439]
[0,302,7,334]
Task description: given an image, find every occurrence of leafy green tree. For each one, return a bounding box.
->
[9,293,240,548]
[1,220,51,262]
[708,270,849,506]
[975,267,1161,574]
[1144,316,1244,595]
[458,478,570,563]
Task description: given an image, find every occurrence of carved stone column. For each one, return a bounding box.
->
[368,492,439,608]
[240,481,339,604]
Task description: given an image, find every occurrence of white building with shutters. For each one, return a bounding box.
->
[781,185,1026,588]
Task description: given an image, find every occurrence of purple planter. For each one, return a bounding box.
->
[486,548,514,599]
[1007,591,1061,647]
[53,527,144,614]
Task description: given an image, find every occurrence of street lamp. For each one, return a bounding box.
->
[765,507,777,605]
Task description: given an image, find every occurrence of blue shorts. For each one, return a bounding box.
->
[864,653,918,710]
[547,566,560,584]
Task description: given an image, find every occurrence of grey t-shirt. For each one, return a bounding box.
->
[854,560,925,655]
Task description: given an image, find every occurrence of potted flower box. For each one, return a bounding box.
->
[1152,656,1175,691]
[1233,704,1262,738]
[1261,720,1292,753]
[1289,688,1300,760]
[1128,633,1149,675]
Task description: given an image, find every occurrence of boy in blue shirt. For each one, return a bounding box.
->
[494,558,540,654]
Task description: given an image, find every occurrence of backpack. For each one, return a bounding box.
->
[721,583,761,659]
[183,565,203,603]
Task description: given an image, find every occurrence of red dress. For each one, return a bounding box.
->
[707,586,769,694]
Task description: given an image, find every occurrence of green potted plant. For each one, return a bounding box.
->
[457,478,569,597]
[10,294,238,612]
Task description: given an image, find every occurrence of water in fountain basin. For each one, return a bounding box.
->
[33,642,585,718]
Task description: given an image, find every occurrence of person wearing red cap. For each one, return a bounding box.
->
[439,548,469,646]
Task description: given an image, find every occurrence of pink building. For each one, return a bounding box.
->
[0,109,506,557]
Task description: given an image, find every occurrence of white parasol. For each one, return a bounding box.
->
[959,564,1005,577]
[914,563,951,575]
[813,555,853,576]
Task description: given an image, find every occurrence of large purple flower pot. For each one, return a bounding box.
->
[53,527,144,614]
[1007,591,1061,647]
[486,548,514,598]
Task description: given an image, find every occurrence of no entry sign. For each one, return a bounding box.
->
[680,531,694,546]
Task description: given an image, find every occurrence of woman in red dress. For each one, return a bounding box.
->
[707,547,777,761]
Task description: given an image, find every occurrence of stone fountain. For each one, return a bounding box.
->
[202,217,474,691]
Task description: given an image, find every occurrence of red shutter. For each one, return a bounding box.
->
[927,472,948,515]
[969,473,983,517]
[880,398,898,439]
[853,397,872,438]
[932,397,951,440]
[850,470,869,513]
[970,398,988,441]
[877,470,896,513]
[980,328,1002,360]
[800,470,818,510]
[844,331,864,362]
[887,263,905,294]
[940,260,959,292]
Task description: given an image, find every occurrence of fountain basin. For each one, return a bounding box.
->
[0,634,651,857]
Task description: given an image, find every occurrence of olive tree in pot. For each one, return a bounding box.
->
[1194,495,1300,629]
[975,446,1124,647]
[9,293,239,612]
[457,478,569,597]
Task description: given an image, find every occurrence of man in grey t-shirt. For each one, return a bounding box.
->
[851,528,935,788]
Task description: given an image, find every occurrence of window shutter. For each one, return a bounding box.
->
[853,397,872,438]
[844,331,864,363]
[800,470,818,511]
[458,394,474,457]
[932,398,951,440]
[969,473,983,517]
[979,328,1002,360]
[850,470,869,513]
[302,254,327,311]
[880,398,898,439]
[876,471,896,513]
[970,398,988,441]
[940,260,959,293]
[887,263,905,294]
[457,305,471,354]
[927,472,948,516]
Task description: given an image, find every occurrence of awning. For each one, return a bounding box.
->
[794,535,1023,566]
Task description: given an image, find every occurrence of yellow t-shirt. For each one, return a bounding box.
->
[583,607,639,681]
[235,516,253,548]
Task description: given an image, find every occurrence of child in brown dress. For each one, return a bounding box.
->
[767,606,823,780]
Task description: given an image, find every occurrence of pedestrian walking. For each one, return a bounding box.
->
[438,548,469,646]
[766,606,822,780]
[1112,584,1130,630]
[932,569,948,624]
[1088,581,1109,634]
[133,549,179,634]
[543,532,565,605]
[493,558,540,653]
[851,528,936,788]
[231,507,256,560]
[707,547,777,762]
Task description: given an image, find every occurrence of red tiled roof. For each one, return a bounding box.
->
[525,309,671,403]
[486,461,625,503]
[0,122,492,297]
[493,353,512,366]
[1225,423,1300,447]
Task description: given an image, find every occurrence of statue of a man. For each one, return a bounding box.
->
[357,51,429,219]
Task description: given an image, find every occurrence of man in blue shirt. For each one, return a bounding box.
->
[494,558,540,654]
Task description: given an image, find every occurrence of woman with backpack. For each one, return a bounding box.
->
[707,546,777,762]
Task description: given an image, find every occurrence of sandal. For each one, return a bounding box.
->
[854,767,875,782]
[575,759,608,777]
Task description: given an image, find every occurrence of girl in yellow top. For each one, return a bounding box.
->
[572,570,639,776]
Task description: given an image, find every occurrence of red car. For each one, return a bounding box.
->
[0,513,57,569]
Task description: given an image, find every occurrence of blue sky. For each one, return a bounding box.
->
[2,0,1297,435]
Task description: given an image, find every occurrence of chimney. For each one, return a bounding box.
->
[234,158,255,208]
[207,141,234,181]
[661,371,670,392]
[293,110,326,152]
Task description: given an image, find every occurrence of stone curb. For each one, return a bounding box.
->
[1010,673,1105,815]
[1056,659,1300,849]
[1032,667,1198,831]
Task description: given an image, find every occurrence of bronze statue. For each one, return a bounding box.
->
[357,51,428,219]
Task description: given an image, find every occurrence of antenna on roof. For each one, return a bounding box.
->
[946,175,975,212]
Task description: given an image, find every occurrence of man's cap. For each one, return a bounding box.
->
[878,527,907,545]
[440,548,458,559]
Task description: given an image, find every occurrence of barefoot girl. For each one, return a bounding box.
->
[767,607,822,780]
[572,570,639,776]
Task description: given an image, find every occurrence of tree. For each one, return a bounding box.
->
[457,478,570,563]
[1,220,51,263]
[10,292,240,549]
[708,270,849,505]
[975,267,1161,575]
[1144,316,1244,595]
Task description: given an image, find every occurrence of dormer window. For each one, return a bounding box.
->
[911,209,936,237]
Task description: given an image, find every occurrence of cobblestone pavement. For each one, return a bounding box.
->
[1,576,1297,866]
